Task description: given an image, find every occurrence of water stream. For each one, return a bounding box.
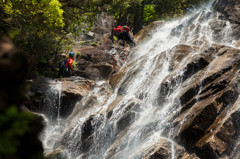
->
[40,1,240,159]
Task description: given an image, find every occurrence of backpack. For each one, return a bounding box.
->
[59,59,71,77]
[59,59,67,70]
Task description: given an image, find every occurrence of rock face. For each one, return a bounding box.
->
[134,21,164,43]
[45,146,68,159]
[213,0,240,39]
[162,44,240,159]
[92,12,115,42]
[72,12,135,78]
[55,42,240,158]
[213,0,240,24]
[74,46,120,81]
[26,77,95,119]
[40,0,240,158]
[70,13,122,80]
[143,138,200,159]
[60,78,95,118]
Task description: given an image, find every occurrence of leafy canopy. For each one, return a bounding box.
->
[0,0,64,35]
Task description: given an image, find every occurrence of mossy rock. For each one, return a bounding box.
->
[90,42,97,46]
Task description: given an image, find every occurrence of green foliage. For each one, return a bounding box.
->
[72,60,77,68]
[0,106,34,156]
[76,51,81,56]
[90,42,97,46]
[104,0,210,33]
[113,36,118,41]
[0,0,64,35]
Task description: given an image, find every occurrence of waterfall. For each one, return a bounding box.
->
[40,80,64,153]
[41,1,240,159]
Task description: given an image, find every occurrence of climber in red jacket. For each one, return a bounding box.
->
[65,52,74,70]
[113,25,136,46]
[60,52,75,77]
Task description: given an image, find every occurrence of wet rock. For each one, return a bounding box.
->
[59,78,95,118]
[59,42,240,159]
[117,112,136,132]
[157,45,210,105]
[213,0,240,39]
[45,146,68,159]
[134,21,164,43]
[109,68,127,89]
[234,39,240,47]
[78,116,95,153]
[26,77,95,119]
[213,0,240,24]
[168,45,200,71]
[54,114,104,157]
[74,46,120,80]
[143,138,199,159]
[167,44,240,158]
[146,139,172,159]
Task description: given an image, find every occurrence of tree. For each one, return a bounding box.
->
[0,0,211,77]
[0,0,64,36]
[105,0,210,34]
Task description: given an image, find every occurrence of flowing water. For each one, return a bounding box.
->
[40,80,64,153]
[40,1,240,159]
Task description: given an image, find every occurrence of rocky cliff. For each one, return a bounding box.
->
[29,0,240,159]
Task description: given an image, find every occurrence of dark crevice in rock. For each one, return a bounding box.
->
[158,58,208,106]
[179,66,233,113]
[157,82,172,105]
[182,58,209,82]
[80,136,94,153]
[157,77,183,105]
[200,80,228,95]
[78,115,104,154]
[137,92,148,100]
[180,86,200,106]
[201,66,233,87]
[194,144,219,159]
[177,104,218,158]
[149,150,172,159]
[107,110,113,119]
[217,90,239,113]
[60,93,83,118]
[81,117,94,142]
[198,84,227,101]
[123,102,139,114]
[117,112,136,132]
[178,127,205,150]
[232,111,240,134]
[180,99,197,114]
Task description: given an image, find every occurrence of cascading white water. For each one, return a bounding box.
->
[41,1,240,159]
[40,80,65,154]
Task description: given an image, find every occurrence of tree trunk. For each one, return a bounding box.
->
[133,1,145,34]
[139,1,145,31]
[117,10,130,26]
[133,3,140,34]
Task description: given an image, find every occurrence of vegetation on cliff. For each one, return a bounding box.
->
[0,0,210,77]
